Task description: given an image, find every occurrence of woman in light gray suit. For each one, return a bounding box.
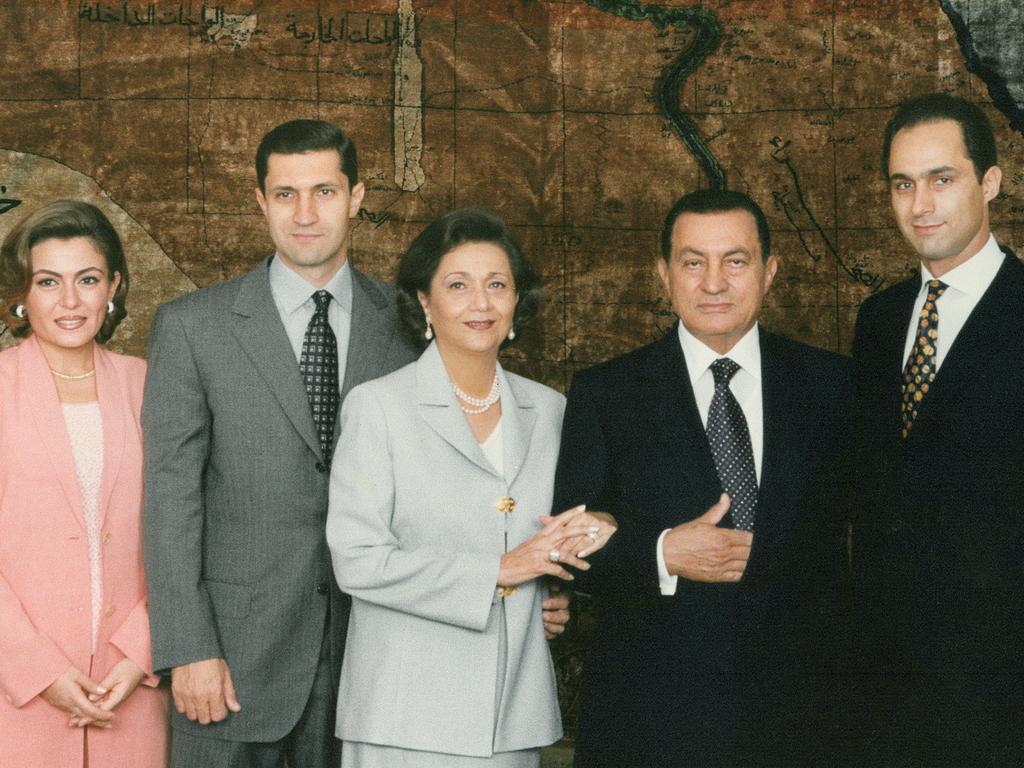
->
[326,209,616,767]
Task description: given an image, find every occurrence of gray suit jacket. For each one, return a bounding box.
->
[142,258,417,741]
[326,342,565,756]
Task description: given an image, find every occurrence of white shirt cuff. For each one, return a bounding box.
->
[657,529,678,596]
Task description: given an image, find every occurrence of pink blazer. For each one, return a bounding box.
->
[0,335,167,767]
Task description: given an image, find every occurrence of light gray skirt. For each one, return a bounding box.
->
[341,742,539,768]
[341,602,541,768]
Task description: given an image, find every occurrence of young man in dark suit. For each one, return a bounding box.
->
[555,189,852,768]
[851,92,1024,767]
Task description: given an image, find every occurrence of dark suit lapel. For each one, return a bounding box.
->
[912,252,1022,431]
[876,277,922,448]
[642,329,720,501]
[230,261,321,460]
[749,332,804,570]
[341,268,395,400]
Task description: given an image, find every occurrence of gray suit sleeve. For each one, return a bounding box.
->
[142,304,223,674]
[326,386,499,632]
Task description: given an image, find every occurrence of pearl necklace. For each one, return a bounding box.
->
[452,374,500,415]
[50,368,96,381]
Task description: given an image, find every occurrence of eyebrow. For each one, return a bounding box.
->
[675,247,750,257]
[442,271,511,278]
[31,266,104,278]
[890,166,959,180]
[270,182,337,191]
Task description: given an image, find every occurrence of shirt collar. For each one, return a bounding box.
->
[268,256,353,316]
[676,321,762,384]
[918,234,1003,299]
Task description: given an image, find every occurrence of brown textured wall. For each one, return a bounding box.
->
[2,1,1022,384]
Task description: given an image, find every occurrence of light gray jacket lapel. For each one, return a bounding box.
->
[229,262,322,460]
[415,342,536,482]
[499,368,536,487]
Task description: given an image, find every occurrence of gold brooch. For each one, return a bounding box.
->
[495,497,516,514]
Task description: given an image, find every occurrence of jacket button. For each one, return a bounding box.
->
[317,581,330,595]
[104,605,116,617]
[102,531,112,544]
[495,497,516,514]
[315,462,327,473]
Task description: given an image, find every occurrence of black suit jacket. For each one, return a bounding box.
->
[555,326,852,768]
[850,247,1024,765]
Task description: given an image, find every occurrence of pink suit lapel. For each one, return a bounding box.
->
[18,336,127,531]
[94,345,127,529]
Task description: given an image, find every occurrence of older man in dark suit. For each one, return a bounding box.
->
[851,93,1024,767]
[555,189,852,768]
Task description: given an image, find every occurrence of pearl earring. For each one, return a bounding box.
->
[424,322,433,341]
[12,304,25,319]
[107,300,115,314]
[507,327,515,341]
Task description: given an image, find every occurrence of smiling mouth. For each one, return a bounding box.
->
[55,317,87,330]
[464,321,495,330]
[699,303,733,313]
[913,222,943,235]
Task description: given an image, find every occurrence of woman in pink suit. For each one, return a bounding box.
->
[0,200,167,766]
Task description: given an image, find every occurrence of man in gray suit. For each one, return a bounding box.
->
[141,120,420,767]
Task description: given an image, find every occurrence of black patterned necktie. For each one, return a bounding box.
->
[299,290,339,461]
[706,358,758,531]
[900,279,947,439]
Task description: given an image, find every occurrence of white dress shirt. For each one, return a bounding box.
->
[479,417,505,477]
[657,322,764,595]
[901,234,1004,371]
[268,256,353,387]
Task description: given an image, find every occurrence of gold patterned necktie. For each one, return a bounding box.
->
[900,279,947,439]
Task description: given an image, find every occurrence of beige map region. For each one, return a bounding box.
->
[1,0,1022,391]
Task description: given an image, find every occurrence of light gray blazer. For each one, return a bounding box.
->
[326,342,565,757]
[142,259,417,741]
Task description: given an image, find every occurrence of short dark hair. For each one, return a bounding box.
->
[661,189,771,262]
[256,119,358,192]
[0,200,129,342]
[881,93,997,182]
[396,208,542,350]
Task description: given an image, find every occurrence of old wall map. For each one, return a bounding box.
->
[2,1,1022,388]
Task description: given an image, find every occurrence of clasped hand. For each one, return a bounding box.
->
[662,493,753,583]
[498,505,618,587]
[42,658,146,728]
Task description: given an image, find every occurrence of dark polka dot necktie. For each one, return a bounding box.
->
[299,290,339,462]
[900,279,947,439]
[707,358,758,531]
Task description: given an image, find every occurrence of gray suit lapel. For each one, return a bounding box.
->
[230,262,321,460]
[500,369,536,487]
[416,343,499,477]
[341,268,394,400]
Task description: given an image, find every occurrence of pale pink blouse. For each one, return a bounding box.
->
[61,401,104,653]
